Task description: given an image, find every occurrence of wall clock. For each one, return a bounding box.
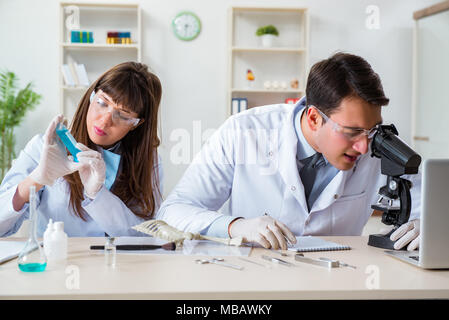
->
[172,11,201,41]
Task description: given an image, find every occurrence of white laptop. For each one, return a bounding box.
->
[385,159,449,269]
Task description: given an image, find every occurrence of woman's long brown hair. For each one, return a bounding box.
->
[65,62,162,221]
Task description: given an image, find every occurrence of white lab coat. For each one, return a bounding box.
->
[0,134,163,237]
[157,102,421,236]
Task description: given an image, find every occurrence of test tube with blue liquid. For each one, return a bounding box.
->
[18,186,47,272]
[55,123,81,162]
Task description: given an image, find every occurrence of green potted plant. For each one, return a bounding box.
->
[255,25,279,47]
[0,70,42,181]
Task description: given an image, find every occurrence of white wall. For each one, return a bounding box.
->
[0,0,441,197]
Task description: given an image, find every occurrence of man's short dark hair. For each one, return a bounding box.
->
[305,52,389,115]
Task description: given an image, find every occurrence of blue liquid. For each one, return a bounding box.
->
[18,263,47,272]
[56,125,81,162]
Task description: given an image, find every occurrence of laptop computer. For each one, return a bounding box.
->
[385,159,449,269]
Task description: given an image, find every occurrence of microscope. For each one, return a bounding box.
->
[368,124,422,249]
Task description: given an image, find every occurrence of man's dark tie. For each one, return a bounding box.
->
[299,152,324,211]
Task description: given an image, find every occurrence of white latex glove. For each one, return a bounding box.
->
[229,215,297,250]
[390,219,420,251]
[76,143,106,199]
[29,115,82,186]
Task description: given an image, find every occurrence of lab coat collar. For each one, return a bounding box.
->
[278,97,354,213]
[277,97,309,213]
[294,98,330,165]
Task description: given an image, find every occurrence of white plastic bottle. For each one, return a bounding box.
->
[43,219,54,257]
[47,221,68,261]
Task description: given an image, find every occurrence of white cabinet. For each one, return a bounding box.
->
[412,4,449,159]
[227,7,309,115]
[59,2,141,120]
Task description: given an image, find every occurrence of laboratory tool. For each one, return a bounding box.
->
[90,242,176,251]
[317,257,357,269]
[104,237,116,268]
[294,254,339,269]
[238,257,271,268]
[17,186,47,272]
[195,257,243,270]
[45,221,68,261]
[368,124,422,249]
[55,123,81,162]
[132,219,243,247]
[261,255,295,267]
[43,219,54,257]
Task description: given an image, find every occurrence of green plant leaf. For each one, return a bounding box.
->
[255,25,279,36]
[0,69,41,180]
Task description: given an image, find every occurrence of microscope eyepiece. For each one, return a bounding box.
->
[371,124,421,176]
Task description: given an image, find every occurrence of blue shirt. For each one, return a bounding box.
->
[293,100,340,211]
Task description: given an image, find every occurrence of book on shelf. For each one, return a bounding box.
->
[231,98,248,115]
[62,62,89,87]
[61,64,75,87]
[75,64,89,87]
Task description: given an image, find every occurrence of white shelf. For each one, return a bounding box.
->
[232,88,304,93]
[59,2,141,119]
[60,2,139,9]
[227,6,309,116]
[232,47,306,53]
[62,85,88,91]
[61,42,139,49]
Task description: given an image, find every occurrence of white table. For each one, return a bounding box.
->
[1,236,448,299]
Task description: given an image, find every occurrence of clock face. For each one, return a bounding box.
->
[172,11,201,41]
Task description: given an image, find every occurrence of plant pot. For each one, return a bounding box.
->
[260,34,276,47]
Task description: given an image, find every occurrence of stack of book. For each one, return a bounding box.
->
[106,31,131,44]
[231,98,248,115]
[70,30,94,43]
[61,62,90,87]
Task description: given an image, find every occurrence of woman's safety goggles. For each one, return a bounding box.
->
[90,90,140,127]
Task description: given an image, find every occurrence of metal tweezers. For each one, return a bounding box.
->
[294,254,339,268]
[261,255,295,267]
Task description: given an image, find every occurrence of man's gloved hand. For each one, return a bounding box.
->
[390,219,420,251]
[76,143,106,199]
[229,215,297,250]
[29,115,81,186]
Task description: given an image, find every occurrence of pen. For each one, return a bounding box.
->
[90,242,176,251]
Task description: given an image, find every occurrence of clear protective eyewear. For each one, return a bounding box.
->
[91,91,140,127]
[311,105,379,141]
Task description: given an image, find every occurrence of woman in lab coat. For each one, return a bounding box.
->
[0,62,163,237]
[157,52,421,251]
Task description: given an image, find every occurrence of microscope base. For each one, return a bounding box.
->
[368,230,403,250]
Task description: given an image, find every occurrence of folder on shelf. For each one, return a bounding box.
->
[231,98,248,115]
[62,62,90,87]
[231,98,240,115]
[75,64,90,87]
[68,63,80,86]
[239,98,248,112]
[62,64,75,87]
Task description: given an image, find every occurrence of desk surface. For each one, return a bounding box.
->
[1,236,448,299]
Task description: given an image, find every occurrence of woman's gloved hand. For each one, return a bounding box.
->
[29,115,81,186]
[76,143,106,199]
[229,215,297,250]
[390,219,420,251]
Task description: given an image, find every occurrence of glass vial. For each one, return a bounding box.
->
[18,186,47,272]
[104,237,116,268]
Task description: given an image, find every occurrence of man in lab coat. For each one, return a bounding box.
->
[157,52,421,251]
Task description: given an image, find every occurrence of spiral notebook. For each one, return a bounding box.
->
[287,236,351,253]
